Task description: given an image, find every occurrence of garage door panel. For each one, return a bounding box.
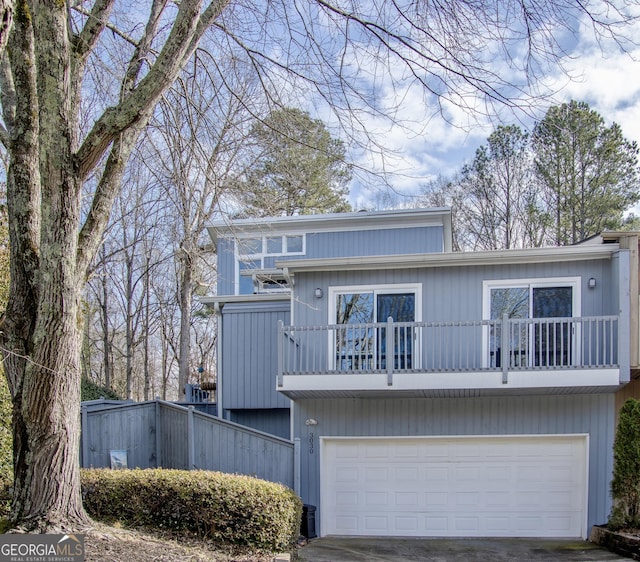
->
[322,435,587,538]
[365,466,388,481]
[396,492,419,506]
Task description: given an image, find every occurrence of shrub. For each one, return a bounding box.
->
[81,468,302,553]
[609,398,640,530]
[81,377,122,401]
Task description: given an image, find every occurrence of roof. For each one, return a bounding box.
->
[576,231,640,245]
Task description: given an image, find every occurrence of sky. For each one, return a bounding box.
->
[340,10,640,211]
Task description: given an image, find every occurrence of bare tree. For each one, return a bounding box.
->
[0,0,636,532]
[419,174,469,251]
[144,57,254,397]
[422,106,638,251]
[457,125,539,250]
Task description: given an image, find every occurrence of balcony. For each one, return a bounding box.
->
[276,316,622,398]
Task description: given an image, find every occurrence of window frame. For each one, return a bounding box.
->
[481,277,581,368]
[234,233,306,294]
[328,283,422,370]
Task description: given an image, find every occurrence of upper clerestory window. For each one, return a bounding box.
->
[235,233,305,294]
[237,234,305,258]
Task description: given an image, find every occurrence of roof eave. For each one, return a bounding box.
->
[275,244,620,273]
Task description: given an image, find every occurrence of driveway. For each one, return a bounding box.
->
[296,537,626,561]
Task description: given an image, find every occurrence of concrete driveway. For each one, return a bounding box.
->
[296,537,626,561]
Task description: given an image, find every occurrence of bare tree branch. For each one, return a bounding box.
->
[75,0,228,182]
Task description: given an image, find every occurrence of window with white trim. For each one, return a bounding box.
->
[483,278,581,368]
[235,234,305,294]
[329,284,421,371]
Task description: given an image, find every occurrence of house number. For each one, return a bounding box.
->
[309,432,314,454]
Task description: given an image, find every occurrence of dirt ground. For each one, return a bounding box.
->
[83,523,279,562]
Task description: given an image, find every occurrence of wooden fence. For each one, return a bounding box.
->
[80,399,297,490]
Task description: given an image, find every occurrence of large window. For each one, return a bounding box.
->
[235,234,305,294]
[483,278,580,368]
[330,285,420,371]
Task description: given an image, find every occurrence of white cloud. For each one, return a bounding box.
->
[307,6,640,208]
[354,36,640,205]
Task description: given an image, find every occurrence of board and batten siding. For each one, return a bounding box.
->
[303,225,444,260]
[292,256,620,327]
[228,408,291,440]
[221,301,290,410]
[158,401,189,469]
[215,237,236,296]
[191,410,294,485]
[294,394,615,533]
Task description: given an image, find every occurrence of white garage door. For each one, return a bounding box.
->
[320,435,587,538]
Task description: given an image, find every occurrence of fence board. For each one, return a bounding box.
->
[81,401,156,469]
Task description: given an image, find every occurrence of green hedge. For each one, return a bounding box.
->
[81,468,302,553]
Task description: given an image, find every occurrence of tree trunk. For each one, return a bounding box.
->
[0,0,227,532]
[178,252,193,398]
[100,254,111,390]
[143,265,150,401]
[3,98,89,530]
[125,253,134,399]
[0,1,90,530]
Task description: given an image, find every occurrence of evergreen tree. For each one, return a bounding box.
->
[609,398,640,530]
[532,100,640,245]
[240,108,352,216]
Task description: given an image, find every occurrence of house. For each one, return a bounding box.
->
[203,207,640,540]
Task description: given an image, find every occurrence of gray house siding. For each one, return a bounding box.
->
[291,257,620,328]
[215,225,445,296]
[302,225,444,260]
[216,238,236,296]
[221,301,290,410]
[293,394,615,534]
[228,408,291,440]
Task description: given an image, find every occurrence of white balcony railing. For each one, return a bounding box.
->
[277,315,619,386]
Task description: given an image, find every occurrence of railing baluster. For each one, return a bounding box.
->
[387,317,394,385]
[609,316,614,365]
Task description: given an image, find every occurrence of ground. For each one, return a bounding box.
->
[84,523,277,562]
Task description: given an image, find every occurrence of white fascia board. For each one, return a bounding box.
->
[276,244,619,273]
[278,369,620,393]
[207,208,452,242]
[200,293,290,308]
